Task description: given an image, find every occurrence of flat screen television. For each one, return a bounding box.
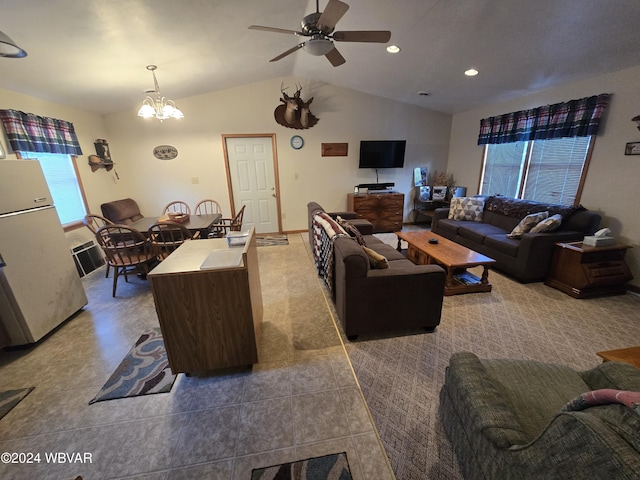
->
[359,140,406,168]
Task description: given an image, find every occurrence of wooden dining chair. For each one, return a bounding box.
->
[147,221,197,260]
[194,199,224,237]
[194,199,222,215]
[94,225,157,297]
[218,205,246,237]
[162,200,191,215]
[84,214,114,277]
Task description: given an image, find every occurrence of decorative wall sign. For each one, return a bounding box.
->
[624,142,640,155]
[321,143,348,156]
[153,145,178,160]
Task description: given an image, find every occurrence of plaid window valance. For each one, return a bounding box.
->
[478,93,610,145]
[0,109,83,155]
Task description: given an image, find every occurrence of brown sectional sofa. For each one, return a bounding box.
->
[308,202,445,340]
[432,196,601,282]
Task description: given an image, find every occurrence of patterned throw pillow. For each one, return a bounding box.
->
[362,246,389,269]
[508,211,549,239]
[336,216,366,246]
[448,197,485,222]
[530,213,563,233]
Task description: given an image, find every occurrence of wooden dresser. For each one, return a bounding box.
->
[347,192,404,233]
[545,241,633,298]
[148,227,262,374]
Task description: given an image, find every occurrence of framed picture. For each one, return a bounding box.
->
[624,142,640,155]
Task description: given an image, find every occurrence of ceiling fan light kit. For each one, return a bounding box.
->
[137,65,184,121]
[249,0,391,67]
[0,29,27,58]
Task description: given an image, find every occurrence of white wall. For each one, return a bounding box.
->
[0,87,126,248]
[448,65,640,288]
[104,76,452,231]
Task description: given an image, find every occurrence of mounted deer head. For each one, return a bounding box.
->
[274,83,318,129]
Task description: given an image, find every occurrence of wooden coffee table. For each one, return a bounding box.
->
[596,346,640,369]
[396,231,496,295]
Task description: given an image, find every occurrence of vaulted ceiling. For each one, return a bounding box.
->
[2,0,640,116]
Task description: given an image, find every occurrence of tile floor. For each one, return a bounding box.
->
[0,233,394,480]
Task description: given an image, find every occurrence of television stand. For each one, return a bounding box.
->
[347,192,404,233]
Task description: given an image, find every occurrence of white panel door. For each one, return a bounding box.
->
[225,136,280,234]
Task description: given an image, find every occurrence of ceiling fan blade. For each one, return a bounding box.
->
[249,25,303,36]
[317,0,349,32]
[270,43,306,62]
[333,30,391,43]
[325,46,346,67]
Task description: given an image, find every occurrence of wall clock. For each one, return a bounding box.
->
[290,135,304,150]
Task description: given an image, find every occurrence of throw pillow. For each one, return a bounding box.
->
[362,246,389,269]
[508,211,549,239]
[336,216,366,246]
[529,213,563,233]
[448,197,485,222]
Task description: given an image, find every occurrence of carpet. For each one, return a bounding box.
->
[89,328,176,404]
[251,452,352,480]
[0,387,34,420]
[338,268,640,479]
[256,234,289,247]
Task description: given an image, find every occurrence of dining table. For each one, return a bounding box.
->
[128,213,222,238]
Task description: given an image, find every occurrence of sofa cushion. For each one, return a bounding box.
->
[484,234,520,257]
[448,196,485,222]
[362,246,389,269]
[458,222,506,244]
[436,219,462,237]
[367,242,406,261]
[529,213,563,233]
[508,211,549,239]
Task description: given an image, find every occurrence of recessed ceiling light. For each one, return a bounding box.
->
[386,45,401,54]
[465,68,479,76]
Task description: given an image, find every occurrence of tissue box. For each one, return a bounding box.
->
[583,235,615,247]
[226,230,249,247]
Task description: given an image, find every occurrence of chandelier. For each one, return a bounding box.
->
[137,65,184,121]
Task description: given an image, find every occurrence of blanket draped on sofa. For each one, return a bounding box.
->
[311,212,348,292]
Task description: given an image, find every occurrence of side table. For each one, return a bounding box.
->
[545,241,633,298]
[597,346,640,369]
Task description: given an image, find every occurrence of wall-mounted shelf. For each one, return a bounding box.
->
[88,155,115,172]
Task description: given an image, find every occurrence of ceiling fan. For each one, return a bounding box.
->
[249,0,391,67]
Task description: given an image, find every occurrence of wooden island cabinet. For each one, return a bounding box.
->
[347,192,404,233]
[148,227,262,374]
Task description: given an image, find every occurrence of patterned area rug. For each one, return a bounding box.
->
[0,387,34,420]
[256,234,289,247]
[89,328,176,404]
[251,452,352,479]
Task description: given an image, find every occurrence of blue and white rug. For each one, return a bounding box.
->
[89,328,176,404]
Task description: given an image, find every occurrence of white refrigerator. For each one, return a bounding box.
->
[0,160,88,346]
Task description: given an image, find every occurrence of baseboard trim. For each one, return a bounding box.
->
[627,284,640,294]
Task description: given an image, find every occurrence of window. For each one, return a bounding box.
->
[479,136,593,205]
[20,152,87,227]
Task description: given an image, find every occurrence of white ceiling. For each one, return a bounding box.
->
[2,0,640,116]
